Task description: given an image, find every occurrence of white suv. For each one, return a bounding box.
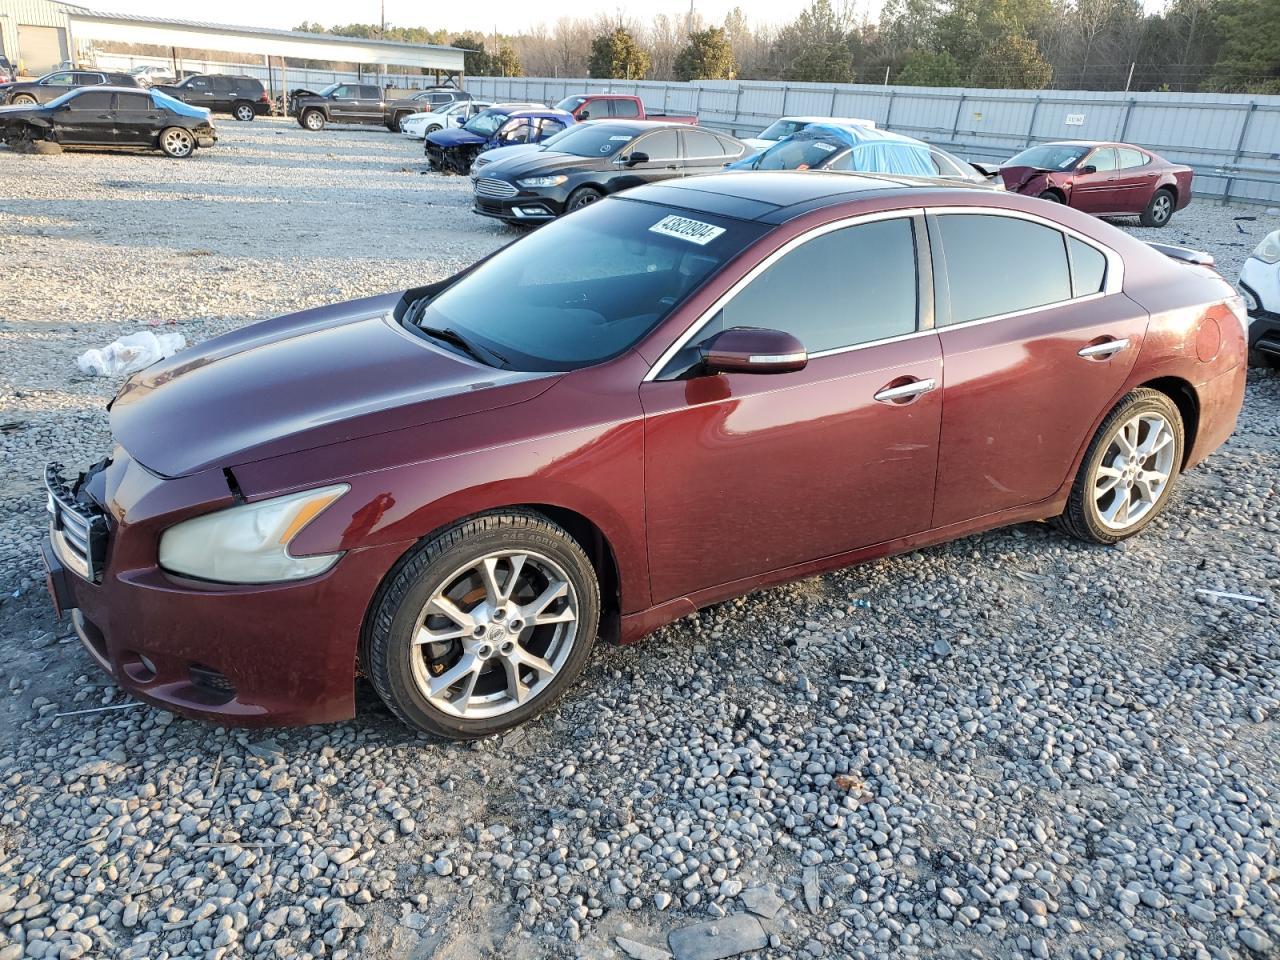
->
[400,99,493,139]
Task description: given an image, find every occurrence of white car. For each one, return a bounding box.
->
[400,99,492,139]
[1238,228,1280,368]
[742,115,876,152]
[127,65,175,87]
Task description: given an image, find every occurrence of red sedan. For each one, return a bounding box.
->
[43,172,1246,739]
[1000,141,1194,227]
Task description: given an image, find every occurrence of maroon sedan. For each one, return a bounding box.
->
[1000,141,1193,227]
[43,172,1246,739]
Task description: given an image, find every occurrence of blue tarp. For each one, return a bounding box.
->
[730,123,938,177]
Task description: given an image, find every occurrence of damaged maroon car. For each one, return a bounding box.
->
[43,172,1245,740]
[1000,141,1193,227]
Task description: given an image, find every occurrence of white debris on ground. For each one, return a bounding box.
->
[0,118,1277,960]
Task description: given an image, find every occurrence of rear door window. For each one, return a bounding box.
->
[211,77,234,93]
[360,85,382,100]
[935,214,1072,324]
[69,90,114,110]
[1117,147,1148,169]
[611,98,640,118]
[683,129,725,160]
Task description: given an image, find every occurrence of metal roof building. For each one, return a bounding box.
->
[0,2,465,79]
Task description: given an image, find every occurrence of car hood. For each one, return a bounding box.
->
[427,127,485,147]
[1000,165,1062,193]
[473,143,546,169]
[0,102,49,121]
[109,293,556,478]
[486,150,597,179]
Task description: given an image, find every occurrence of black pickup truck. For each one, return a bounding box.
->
[290,83,472,132]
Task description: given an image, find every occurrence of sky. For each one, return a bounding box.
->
[103,0,815,35]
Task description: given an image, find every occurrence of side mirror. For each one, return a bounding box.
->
[578,110,590,120]
[620,151,649,167]
[1078,164,1097,175]
[455,115,465,125]
[700,327,807,375]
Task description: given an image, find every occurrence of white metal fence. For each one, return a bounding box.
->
[468,76,1280,207]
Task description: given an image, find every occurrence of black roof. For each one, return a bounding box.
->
[622,171,992,223]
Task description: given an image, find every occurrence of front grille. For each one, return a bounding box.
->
[475,178,518,200]
[46,462,109,582]
[189,664,236,704]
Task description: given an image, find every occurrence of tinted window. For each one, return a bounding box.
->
[708,218,918,354]
[1069,237,1107,295]
[43,73,74,85]
[116,92,152,110]
[236,79,261,94]
[186,76,211,91]
[1117,147,1148,169]
[211,76,234,93]
[753,136,843,171]
[71,73,100,86]
[684,129,724,159]
[69,90,113,109]
[414,200,765,371]
[636,129,678,161]
[539,118,567,137]
[1087,147,1118,172]
[611,98,640,118]
[360,86,381,99]
[937,214,1071,324]
[539,123,635,157]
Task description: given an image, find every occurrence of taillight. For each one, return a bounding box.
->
[259,91,269,102]
[1225,295,1249,341]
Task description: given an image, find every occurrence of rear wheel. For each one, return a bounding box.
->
[11,94,36,106]
[232,101,256,122]
[1141,188,1175,227]
[159,127,195,158]
[361,511,600,739]
[302,109,325,131]
[566,186,604,213]
[1055,389,1184,544]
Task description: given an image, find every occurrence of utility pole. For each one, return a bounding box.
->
[379,0,385,38]
[1124,61,1135,92]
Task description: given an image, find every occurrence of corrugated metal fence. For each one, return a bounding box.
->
[468,76,1280,207]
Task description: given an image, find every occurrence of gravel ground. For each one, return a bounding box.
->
[0,118,1277,960]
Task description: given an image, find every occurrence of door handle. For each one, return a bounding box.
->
[874,378,937,404]
[1078,338,1130,359]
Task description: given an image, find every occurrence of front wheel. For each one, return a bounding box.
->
[1037,190,1063,204]
[11,94,36,106]
[232,102,255,122]
[301,109,325,131]
[362,511,600,739]
[1055,388,1184,544]
[566,186,604,213]
[159,127,195,158]
[1141,188,1175,227]
[426,123,441,134]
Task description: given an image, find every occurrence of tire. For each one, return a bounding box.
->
[301,109,325,131]
[426,123,441,134]
[1055,388,1184,545]
[158,127,195,158]
[1249,347,1280,370]
[361,510,601,739]
[566,186,604,213]
[392,112,410,132]
[232,102,256,122]
[1037,190,1064,203]
[11,94,36,105]
[1140,188,1175,227]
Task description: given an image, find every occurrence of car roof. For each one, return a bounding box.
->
[581,119,701,131]
[508,108,574,119]
[776,116,875,125]
[622,170,996,223]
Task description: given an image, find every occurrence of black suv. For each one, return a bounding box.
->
[153,74,269,121]
[0,70,140,105]
[291,83,472,132]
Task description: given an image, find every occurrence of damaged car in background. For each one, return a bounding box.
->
[43,172,1245,741]
[425,105,571,174]
[0,87,216,157]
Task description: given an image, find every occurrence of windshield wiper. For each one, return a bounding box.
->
[419,325,509,368]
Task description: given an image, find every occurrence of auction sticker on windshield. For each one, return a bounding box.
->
[650,215,726,246]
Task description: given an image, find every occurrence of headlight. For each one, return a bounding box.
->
[516,175,567,188]
[159,484,349,584]
[1251,230,1280,264]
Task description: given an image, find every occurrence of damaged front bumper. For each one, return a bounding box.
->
[39,449,390,727]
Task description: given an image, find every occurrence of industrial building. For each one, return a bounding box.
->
[0,2,466,88]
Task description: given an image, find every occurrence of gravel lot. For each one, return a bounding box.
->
[0,118,1277,960]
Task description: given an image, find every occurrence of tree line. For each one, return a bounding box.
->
[297,0,1279,94]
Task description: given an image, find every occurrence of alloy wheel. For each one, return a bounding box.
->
[1093,412,1176,531]
[305,112,323,130]
[162,129,193,157]
[235,104,254,121]
[1151,194,1172,224]
[410,550,580,719]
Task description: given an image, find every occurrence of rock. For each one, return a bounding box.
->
[615,936,672,960]
[668,914,768,960]
[739,887,783,919]
[803,867,820,914]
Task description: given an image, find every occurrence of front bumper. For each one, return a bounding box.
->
[1238,258,1280,358]
[41,451,403,727]
[472,183,567,223]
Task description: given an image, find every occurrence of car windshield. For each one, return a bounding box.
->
[758,119,807,141]
[1007,144,1090,171]
[555,96,588,111]
[464,110,509,136]
[541,123,635,157]
[752,136,844,170]
[411,199,766,371]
